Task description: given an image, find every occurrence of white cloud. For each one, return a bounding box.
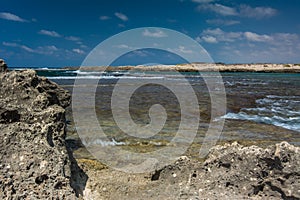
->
[72,48,85,54]
[132,50,150,57]
[192,0,215,3]
[200,28,299,46]
[203,28,223,35]
[38,30,61,38]
[200,28,242,43]
[114,44,134,49]
[100,16,111,20]
[46,45,58,51]
[239,5,277,19]
[3,41,58,55]
[201,36,218,43]
[3,42,18,47]
[167,46,195,55]
[177,46,194,54]
[20,45,35,53]
[199,28,300,63]
[80,44,89,49]
[115,12,128,21]
[0,12,27,22]
[197,3,277,19]
[273,33,298,45]
[206,19,240,26]
[65,36,81,41]
[244,32,273,42]
[35,45,58,55]
[219,41,299,63]
[197,3,237,16]
[118,24,126,28]
[142,29,168,38]
[3,42,34,53]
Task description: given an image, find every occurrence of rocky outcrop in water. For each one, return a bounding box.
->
[0,69,87,199]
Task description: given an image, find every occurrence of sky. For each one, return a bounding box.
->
[1,0,300,67]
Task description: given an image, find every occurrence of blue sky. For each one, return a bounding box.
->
[1,0,300,67]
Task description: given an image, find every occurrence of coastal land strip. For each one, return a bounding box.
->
[64,63,300,73]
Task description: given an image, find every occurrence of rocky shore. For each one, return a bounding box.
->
[64,63,300,73]
[81,142,300,199]
[0,60,87,199]
[1,59,300,199]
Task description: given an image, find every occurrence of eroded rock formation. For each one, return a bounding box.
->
[0,69,87,199]
[80,142,300,199]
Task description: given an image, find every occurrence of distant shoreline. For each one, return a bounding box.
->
[63,63,300,73]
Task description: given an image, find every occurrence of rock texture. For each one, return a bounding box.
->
[80,142,300,199]
[0,69,87,199]
[198,141,300,199]
[0,59,8,73]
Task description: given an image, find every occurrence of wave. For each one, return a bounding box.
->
[73,70,105,75]
[12,67,63,71]
[225,81,268,86]
[48,75,165,80]
[221,95,300,132]
[81,138,126,147]
[38,67,50,70]
[249,107,300,117]
[222,112,300,132]
[35,67,63,71]
[266,95,300,99]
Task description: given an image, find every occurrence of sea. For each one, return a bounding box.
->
[12,67,300,157]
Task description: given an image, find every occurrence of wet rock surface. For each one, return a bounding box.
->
[0,70,87,199]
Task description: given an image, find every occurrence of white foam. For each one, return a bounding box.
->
[48,76,99,79]
[74,70,105,75]
[267,95,300,99]
[48,75,165,80]
[222,112,300,132]
[81,138,125,147]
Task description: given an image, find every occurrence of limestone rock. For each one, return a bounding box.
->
[0,59,8,72]
[198,141,300,199]
[0,70,87,199]
[79,141,300,199]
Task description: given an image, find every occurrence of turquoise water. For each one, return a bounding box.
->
[11,67,298,158]
[13,68,300,134]
[31,68,300,133]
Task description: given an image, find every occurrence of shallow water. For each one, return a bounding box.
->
[47,70,300,158]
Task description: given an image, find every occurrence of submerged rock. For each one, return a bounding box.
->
[0,70,87,199]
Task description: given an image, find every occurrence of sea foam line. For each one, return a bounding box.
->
[221,112,300,132]
[81,138,126,147]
